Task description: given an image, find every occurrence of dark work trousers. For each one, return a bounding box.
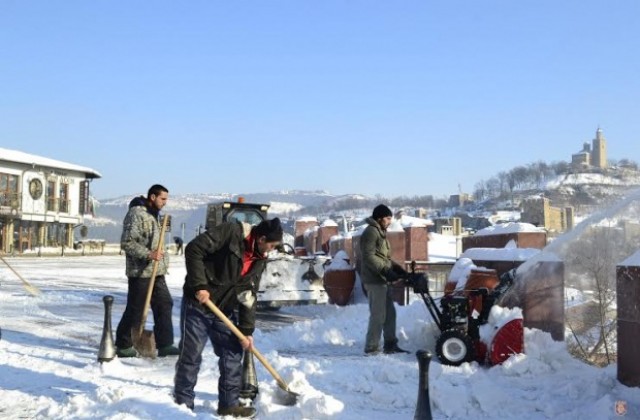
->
[363,282,397,351]
[115,276,174,349]
[173,296,243,410]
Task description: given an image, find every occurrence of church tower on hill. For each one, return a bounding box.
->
[591,127,607,169]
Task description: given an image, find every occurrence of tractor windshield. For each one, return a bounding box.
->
[226,208,265,226]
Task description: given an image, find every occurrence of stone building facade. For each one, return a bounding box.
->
[521,197,574,233]
[0,148,100,253]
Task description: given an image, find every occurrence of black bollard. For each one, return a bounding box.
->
[98,295,116,363]
[239,351,259,401]
[414,350,433,420]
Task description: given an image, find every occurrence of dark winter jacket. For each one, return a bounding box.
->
[359,217,393,285]
[121,196,169,278]
[183,221,265,336]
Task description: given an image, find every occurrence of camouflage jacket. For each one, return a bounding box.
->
[120,196,169,278]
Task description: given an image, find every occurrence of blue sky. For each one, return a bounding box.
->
[1,1,639,200]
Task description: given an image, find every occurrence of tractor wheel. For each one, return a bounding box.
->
[436,329,475,366]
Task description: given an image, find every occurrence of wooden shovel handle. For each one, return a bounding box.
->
[0,255,40,296]
[137,214,169,335]
[203,299,292,392]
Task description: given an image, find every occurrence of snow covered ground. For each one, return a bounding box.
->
[1,255,639,419]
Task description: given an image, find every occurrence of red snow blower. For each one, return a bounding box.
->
[405,263,524,366]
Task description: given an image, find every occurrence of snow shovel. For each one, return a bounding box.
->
[203,299,299,406]
[0,255,41,297]
[132,215,169,358]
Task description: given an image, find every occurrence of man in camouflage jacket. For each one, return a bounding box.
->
[115,184,179,357]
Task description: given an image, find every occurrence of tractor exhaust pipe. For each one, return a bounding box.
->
[414,350,433,420]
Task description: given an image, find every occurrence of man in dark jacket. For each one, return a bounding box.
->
[360,204,410,355]
[115,184,179,358]
[174,236,184,255]
[173,217,283,418]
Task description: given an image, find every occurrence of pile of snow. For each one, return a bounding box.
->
[447,257,479,290]
[474,222,545,237]
[324,250,352,272]
[2,256,638,419]
[461,247,541,262]
[478,306,523,348]
[388,219,405,232]
[397,214,431,228]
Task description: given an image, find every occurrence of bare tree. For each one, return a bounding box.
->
[563,225,621,366]
[473,180,487,202]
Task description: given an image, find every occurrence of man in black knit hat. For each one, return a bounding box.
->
[173,217,283,418]
[360,204,410,355]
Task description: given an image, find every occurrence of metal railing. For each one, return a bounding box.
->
[46,198,70,213]
[401,261,454,303]
[46,197,57,212]
[59,199,70,213]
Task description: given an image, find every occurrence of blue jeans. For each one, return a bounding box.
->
[173,296,243,409]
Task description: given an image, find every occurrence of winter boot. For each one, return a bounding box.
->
[158,345,180,357]
[216,405,257,418]
[364,346,380,356]
[383,342,410,354]
[116,346,138,358]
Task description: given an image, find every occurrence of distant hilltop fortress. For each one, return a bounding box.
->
[571,127,608,169]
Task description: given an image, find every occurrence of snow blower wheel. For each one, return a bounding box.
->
[436,329,475,366]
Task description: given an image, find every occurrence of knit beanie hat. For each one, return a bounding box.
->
[372,204,393,220]
[254,217,284,242]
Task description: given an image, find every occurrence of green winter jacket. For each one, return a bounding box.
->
[120,197,169,278]
[183,221,265,336]
[359,217,393,285]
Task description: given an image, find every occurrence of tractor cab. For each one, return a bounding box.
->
[205,199,270,230]
[203,198,328,308]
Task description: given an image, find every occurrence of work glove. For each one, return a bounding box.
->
[237,289,256,309]
[390,262,409,280]
[384,269,400,283]
[407,272,429,293]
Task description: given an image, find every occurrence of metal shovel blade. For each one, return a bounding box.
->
[203,299,300,406]
[273,385,299,406]
[131,327,156,359]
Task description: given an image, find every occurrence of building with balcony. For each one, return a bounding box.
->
[0,148,101,253]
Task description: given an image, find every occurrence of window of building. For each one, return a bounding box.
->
[47,180,57,211]
[0,172,20,208]
[59,182,69,213]
[79,180,90,215]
